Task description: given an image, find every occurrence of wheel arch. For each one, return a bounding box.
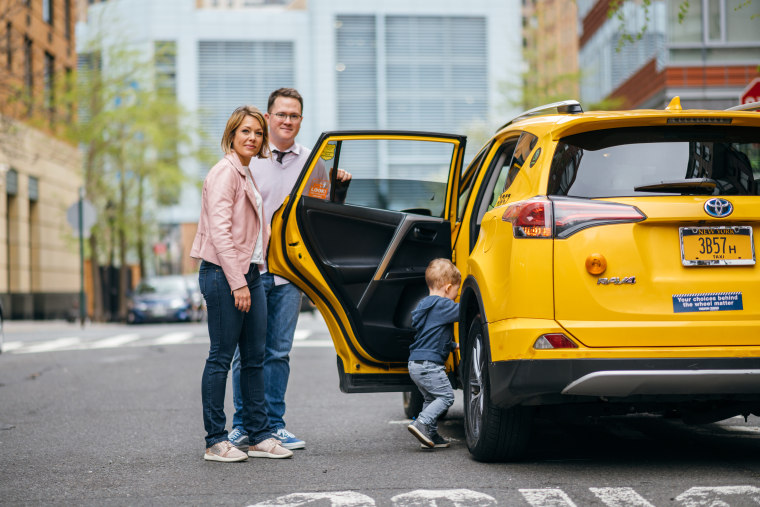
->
[459,275,491,364]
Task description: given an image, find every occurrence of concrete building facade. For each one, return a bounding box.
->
[77,0,521,275]
[522,0,579,107]
[1,0,83,319]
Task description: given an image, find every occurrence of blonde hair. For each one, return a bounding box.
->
[425,258,461,290]
[221,105,270,159]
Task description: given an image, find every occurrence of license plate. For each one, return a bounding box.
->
[151,306,167,316]
[680,226,755,266]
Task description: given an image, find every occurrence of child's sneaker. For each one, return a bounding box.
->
[408,419,434,448]
[228,427,249,452]
[248,437,294,459]
[204,440,248,462]
[421,433,450,448]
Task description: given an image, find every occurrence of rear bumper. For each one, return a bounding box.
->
[490,357,760,408]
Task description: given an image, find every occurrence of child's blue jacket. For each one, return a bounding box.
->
[408,295,459,364]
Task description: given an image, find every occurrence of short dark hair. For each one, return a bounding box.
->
[267,88,303,113]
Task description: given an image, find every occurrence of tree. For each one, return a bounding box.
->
[60,13,210,321]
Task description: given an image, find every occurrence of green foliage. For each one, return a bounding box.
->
[56,8,212,286]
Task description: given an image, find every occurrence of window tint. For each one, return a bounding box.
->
[304,138,458,217]
[486,132,538,211]
[457,142,490,222]
[548,126,760,197]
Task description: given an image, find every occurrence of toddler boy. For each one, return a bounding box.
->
[407,258,460,449]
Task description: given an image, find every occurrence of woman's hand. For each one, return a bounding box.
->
[232,286,251,313]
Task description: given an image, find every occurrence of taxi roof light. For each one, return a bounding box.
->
[534,333,578,349]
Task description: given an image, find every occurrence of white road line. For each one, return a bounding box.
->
[152,332,194,345]
[520,489,578,507]
[89,333,140,349]
[292,339,332,348]
[1,341,23,352]
[722,425,760,433]
[590,487,655,507]
[15,337,82,354]
[293,330,312,341]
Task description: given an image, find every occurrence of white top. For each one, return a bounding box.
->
[252,142,328,285]
[245,167,265,265]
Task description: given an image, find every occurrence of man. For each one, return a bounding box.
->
[229,88,351,451]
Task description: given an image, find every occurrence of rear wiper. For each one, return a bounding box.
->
[633,178,717,195]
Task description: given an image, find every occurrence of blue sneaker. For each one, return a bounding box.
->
[273,427,305,450]
[228,427,249,452]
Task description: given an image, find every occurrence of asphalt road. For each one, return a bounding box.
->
[2,315,760,506]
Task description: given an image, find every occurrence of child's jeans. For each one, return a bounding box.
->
[408,360,455,434]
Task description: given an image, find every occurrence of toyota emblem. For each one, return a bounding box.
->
[704,198,733,218]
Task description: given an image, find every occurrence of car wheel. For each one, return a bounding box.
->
[463,315,531,462]
[402,388,424,419]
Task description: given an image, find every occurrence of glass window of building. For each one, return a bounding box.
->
[198,40,294,156]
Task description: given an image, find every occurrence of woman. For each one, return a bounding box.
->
[191,105,292,462]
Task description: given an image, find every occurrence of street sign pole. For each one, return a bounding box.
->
[78,187,85,328]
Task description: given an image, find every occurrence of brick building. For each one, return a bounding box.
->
[0,0,83,319]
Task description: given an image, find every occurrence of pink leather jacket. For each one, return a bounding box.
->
[190,153,271,290]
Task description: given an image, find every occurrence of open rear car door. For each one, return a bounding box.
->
[268,131,466,392]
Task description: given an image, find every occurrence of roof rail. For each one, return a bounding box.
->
[726,101,760,112]
[498,100,583,131]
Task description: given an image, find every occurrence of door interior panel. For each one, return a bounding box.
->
[297,196,451,363]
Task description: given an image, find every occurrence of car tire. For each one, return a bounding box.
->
[463,315,531,462]
[402,388,424,419]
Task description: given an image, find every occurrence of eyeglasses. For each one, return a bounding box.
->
[272,112,302,121]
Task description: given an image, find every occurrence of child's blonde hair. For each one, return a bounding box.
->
[425,258,461,290]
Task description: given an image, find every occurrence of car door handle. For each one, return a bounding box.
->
[412,226,437,242]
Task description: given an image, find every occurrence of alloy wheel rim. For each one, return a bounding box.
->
[467,333,484,439]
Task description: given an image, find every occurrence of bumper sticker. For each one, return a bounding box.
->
[673,292,743,313]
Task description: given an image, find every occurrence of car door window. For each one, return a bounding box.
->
[457,142,492,222]
[303,138,458,217]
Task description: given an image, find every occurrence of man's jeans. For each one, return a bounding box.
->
[408,360,455,434]
[199,261,269,448]
[232,272,301,431]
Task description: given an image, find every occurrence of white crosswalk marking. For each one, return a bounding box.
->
[292,339,332,348]
[293,330,312,341]
[590,487,655,507]
[520,489,578,507]
[1,341,23,352]
[392,489,497,506]
[15,337,81,354]
[90,333,140,349]
[152,332,194,345]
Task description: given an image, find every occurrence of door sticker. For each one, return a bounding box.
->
[672,292,743,313]
[320,144,336,160]
[307,179,330,199]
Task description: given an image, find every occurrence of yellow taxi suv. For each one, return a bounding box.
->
[268,98,760,462]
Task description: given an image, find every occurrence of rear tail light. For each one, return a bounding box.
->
[502,197,646,239]
[501,198,553,238]
[534,333,578,349]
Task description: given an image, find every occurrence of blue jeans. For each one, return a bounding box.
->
[199,261,269,448]
[408,360,455,434]
[232,272,302,431]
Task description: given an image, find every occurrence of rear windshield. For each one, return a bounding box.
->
[547,126,760,197]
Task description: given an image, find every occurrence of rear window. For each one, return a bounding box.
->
[547,126,760,197]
